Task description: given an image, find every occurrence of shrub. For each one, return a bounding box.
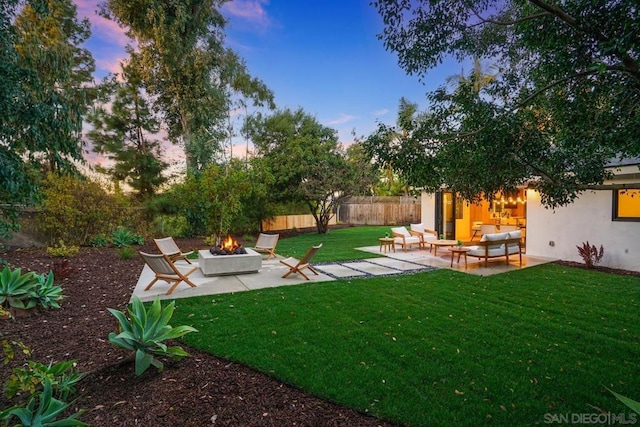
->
[36,173,140,246]
[50,259,75,280]
[576,241,604,269]
[46,240,79,258]
[4,359,83,400]
[31,271,63,310]
[0,378,86,426]
[90,234,109,248]
[111,227,144,248]
[0,267,38,310]
[0,267,64,311]
[151,214,190,238]
[1,342,85,425]
[107,297,198,376]
[119,246,135,260]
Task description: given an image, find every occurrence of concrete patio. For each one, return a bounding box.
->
[131,246,557,302]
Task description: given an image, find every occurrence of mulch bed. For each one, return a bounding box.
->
[0,238,394,426]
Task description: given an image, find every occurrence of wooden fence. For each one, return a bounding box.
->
[262,214,336,232]
[336,196,421,225]
[261,197,422,231]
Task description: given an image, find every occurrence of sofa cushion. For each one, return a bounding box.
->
[507,230,522,252]
[422,234,438,242]
[480,232,508,250]
[481,232,509,241]
[394,236,421,245]
[391,227,410,237]
[468,247,506,257]
[410,223,425,233]
[507,230,521,239]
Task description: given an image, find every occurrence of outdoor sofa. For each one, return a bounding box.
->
[466,230,523,267]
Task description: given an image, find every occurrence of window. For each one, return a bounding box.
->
[613,189,640,221]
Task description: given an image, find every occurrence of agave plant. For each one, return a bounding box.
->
[108,296,198,376]
[5,359,83,400]
[0,378,86,426]
[0,266,38,310]
[31,271,63,310]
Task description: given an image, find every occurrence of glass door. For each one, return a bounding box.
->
[441,191,455,240]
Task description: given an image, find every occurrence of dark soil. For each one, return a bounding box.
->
[553,260,640,278]
[0,238,394,426]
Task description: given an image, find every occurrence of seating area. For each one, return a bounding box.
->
[132,228,551,302]
[466,230,523,267]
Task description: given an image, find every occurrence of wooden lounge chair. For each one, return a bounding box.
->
[139,251,197,295]
[154,237,194,264]
[391,227,422,252]
[280,243,323,280]
[252,233,279,260]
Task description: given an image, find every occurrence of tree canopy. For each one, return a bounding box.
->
[1,0,94,237]
[245,108,374,233]
[87,65,168,199]
[369,0,640,207]
[100,0,275,174]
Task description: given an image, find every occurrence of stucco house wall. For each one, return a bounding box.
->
[419,161,640,272]
[420,192,436,228]
[526,188,640,271]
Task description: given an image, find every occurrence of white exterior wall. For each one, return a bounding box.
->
[421,192,437,229]
[526,188,640,272]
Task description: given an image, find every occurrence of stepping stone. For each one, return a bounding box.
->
[342,261,402,276]
[315,264,368,278]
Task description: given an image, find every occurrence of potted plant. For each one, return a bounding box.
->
[457,240,463,247]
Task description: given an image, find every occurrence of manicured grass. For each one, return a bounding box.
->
[273,225,389,262]
[172,230,640,426]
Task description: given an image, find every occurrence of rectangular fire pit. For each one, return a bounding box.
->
[198,248,262,276]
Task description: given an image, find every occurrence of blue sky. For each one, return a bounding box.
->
[76,0,463,160]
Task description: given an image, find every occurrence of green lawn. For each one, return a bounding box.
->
[269,225,389,261]
[172,228,640,426]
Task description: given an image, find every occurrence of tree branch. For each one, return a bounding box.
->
[515,69,597,109]
[527,0,577,25]
[527,0,640,80]
[469,6,549,28]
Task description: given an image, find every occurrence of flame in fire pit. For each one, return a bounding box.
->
[221,235,238,251]
[210,236,247,256]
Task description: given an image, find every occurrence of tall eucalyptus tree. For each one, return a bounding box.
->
[100,0,274,174]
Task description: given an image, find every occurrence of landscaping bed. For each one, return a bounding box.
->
[0,239,393,426]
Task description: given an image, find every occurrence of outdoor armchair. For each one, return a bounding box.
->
[252,233,279,260]
[154,237,194,264]
[280,243,323,280]
[391,227,422,252]
[409,223,438,245]
[139,251,197,295]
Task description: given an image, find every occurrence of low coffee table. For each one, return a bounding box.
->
[448,246,470,268]
[430,240,459,257]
